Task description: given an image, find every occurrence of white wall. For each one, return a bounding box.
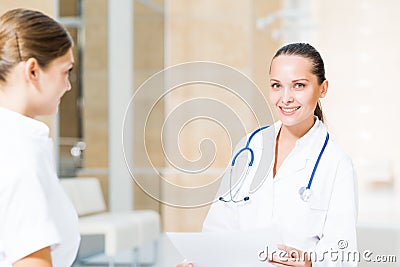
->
[313,0,400,226]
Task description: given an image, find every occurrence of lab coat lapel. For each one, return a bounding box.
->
[276,119,328,181]
[275,153,308,180]
[292,155,308,173]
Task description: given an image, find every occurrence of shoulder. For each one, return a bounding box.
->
[0,135,53,193]
[312,122,356,187]
[242,123,279,149]
[0,136,40,168]
[313,120,353,167]
[320,136,357,198]
[325,138,354,168]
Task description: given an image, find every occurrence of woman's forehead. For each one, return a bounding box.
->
[270,55,314,76]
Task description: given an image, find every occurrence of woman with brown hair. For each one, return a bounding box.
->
[178,43,358,266]
[0,8,80,267]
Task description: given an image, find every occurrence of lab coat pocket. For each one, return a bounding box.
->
[308,192,329,224]
[305,198,329,239]
[309,198,329,211]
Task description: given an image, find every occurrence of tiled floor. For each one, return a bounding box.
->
[76,233,183,267]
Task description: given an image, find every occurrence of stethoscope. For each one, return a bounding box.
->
[219,126,329,203]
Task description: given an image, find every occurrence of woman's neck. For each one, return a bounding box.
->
[279,116,316,142]
[0,88,30,117]
[273,117,316,177]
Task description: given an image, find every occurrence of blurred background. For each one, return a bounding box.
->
[1,0,399,265]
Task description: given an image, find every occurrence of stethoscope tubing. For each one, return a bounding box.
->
[221,125,329,203]
[231,126,270,167]
[306,133,329,190]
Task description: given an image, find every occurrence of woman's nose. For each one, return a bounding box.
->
[66,80,72,91]
[281,88,294,104]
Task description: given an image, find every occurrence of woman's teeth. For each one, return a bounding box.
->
[281,107,300,112]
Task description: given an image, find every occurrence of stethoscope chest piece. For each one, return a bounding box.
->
[299,186,312,202]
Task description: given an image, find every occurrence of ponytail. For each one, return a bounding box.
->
[314,101,324,123]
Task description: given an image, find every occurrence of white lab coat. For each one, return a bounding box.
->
[0,107,80,267]
[203,119,358,266]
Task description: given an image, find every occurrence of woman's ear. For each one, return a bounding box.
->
[319,80,328,98]
[24,58,40,84]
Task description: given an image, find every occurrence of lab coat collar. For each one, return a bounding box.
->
[295,118,328,159]
[0,107,50,138]
[272,117,327,176]
[274,117,326,157]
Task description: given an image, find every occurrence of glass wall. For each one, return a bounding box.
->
[58,0,84,177]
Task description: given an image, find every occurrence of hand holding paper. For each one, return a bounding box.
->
[168,228,282,267]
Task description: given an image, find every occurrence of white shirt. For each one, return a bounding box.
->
[0,107,80,267]
[203,119,358,266]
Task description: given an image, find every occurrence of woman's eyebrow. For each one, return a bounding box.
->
[292,78,309,82]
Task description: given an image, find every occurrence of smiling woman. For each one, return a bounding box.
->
[0,8,80,267]
[177,43,358,267]
[269,43,327,127]
[268,44,329,177]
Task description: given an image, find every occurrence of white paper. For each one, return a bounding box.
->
[167,228,282,267]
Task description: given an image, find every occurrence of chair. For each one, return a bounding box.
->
[60,177,160,267]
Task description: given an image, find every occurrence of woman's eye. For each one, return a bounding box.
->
[271,83,280,89]
[294,83,305,89]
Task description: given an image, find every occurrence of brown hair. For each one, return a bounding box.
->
[272,43,326,123]
[0,8,73,82]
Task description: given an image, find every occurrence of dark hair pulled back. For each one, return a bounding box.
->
[0,8,73,82]
[272,43,326,122]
